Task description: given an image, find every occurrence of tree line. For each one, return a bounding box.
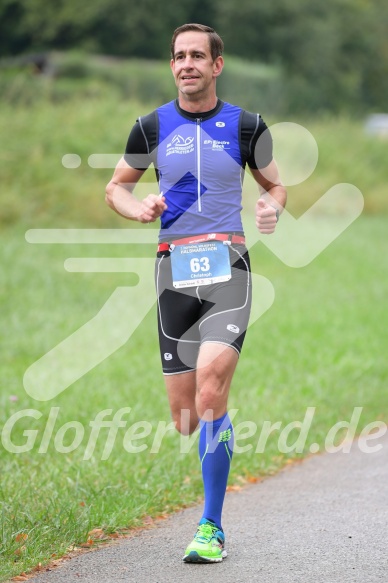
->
[1,0,387,114]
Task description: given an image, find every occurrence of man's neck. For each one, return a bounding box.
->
[177,94,219,114]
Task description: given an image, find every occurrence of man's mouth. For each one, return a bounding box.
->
[181,75,199,80]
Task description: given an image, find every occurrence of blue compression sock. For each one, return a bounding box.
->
[199,412,234,530]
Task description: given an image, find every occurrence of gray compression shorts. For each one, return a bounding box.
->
[154,244,252,375]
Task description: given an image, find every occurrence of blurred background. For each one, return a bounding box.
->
[1,3,388,579]
[1,0,387,227]
[1,0,388,115]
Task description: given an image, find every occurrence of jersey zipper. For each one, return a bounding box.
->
[196,118,202,213]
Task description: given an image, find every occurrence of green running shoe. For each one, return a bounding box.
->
[183,519,227,563]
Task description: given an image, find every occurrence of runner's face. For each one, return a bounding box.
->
[170,31,223,99]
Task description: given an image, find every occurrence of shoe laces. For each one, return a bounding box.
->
[194,522,219,543]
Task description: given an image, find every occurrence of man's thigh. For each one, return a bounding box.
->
[155,254,203,374]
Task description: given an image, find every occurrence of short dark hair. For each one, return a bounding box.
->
[170,23,224,62]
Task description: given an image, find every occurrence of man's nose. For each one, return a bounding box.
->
[182,56,194,68]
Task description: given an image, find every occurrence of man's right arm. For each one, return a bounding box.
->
[105,114,167,223]
[105,161,166,223]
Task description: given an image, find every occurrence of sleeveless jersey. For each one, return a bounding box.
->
[156,101,245,239]
[124,100,273,241]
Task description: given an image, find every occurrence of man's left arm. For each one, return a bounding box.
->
[250,160,287,234]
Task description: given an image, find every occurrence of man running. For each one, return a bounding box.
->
[106,23,287,563]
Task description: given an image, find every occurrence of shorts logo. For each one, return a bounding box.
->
[164,353,173,361]
[227,324,240,334]
[215,121,225,127]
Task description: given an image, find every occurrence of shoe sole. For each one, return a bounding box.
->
[183,550,227,563]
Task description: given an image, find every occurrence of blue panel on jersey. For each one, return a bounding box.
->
[160,172,207,230]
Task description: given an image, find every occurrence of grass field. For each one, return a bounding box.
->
[1,95,388,580]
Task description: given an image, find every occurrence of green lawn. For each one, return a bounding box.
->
[1,96,388,580]
[1,214,387,580]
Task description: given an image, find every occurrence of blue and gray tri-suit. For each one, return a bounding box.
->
[124,99,273,373]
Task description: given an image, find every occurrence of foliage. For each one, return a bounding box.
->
[0,50,284,117]
[1,0,388,113]
[218,0,388,114]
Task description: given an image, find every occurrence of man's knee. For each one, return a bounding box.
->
[196,385,223,413]
[195,351,237,418]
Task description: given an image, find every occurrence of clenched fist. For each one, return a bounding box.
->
[137,194,168,223]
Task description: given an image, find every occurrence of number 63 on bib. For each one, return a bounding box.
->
[171,241,232,288]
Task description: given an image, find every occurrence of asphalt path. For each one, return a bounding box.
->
[27,432,388,583]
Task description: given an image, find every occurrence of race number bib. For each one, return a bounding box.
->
[171,241,231,288]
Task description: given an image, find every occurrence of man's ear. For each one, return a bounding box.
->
[170,59,175,75]
[213,56,224,78]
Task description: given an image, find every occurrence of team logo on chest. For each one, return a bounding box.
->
[203,139,230,151]
[166,134,195,156]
